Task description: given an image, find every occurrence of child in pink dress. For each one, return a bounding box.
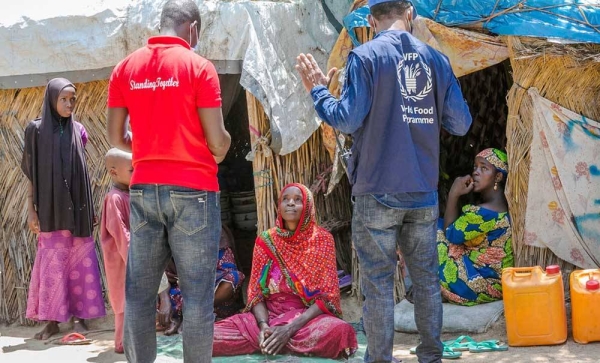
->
[101,149,171,353]
[100,148,133,353]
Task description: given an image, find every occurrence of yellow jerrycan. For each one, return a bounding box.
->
[502,265,567,346]
[570,269,600,344]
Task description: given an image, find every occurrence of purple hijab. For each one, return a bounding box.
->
[21,78,94,237]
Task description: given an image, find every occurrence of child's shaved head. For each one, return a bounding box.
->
[105,148,133,188]
[105,148,132,168]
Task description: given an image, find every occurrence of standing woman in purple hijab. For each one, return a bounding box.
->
[21,78,106,340]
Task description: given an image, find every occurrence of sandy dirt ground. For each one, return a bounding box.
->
[1,294,599,362]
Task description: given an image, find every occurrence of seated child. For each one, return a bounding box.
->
[159,225,245,335]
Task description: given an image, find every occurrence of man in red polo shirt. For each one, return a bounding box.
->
[107,1,230,361]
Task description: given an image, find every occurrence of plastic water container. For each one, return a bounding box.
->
[502,265,567,346]
[570,269,600,344]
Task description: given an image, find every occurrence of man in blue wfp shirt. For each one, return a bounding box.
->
[296,1,472,362]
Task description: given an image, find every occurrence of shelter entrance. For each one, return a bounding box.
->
[217,74,256,277]
[438,60,513,214]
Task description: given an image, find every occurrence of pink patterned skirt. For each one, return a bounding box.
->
[213,293,357,358]
[26,230,106,322]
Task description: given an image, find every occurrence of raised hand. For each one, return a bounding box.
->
[295,53,337,93]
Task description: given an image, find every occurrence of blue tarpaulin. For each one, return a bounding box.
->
[413,0,600,44]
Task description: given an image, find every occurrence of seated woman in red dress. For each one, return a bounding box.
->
[212,183,357,359]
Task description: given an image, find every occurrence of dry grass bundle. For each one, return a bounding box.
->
[246,92,354,274]
[0,81,112,325]
[514,39,600,63]
[505,36,600,271]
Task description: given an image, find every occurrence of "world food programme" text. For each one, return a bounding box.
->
[401,105,434,124]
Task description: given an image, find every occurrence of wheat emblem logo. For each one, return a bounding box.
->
[397,57,433,102]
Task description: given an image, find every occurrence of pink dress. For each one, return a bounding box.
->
[26,231,106,322]
[100,187,130,315]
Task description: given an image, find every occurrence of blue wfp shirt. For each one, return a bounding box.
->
[311,30,472,207]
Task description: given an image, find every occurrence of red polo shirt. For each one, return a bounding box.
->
[108,36,222,191]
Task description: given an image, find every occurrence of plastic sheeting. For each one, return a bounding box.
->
[524,88,600,268]
[322,0,354,31]
[414,0,600,44]
[0,0,347,155]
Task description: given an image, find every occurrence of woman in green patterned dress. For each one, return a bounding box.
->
[438,148,514,305]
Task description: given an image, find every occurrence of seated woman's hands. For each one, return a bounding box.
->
[258,323,269,347]
[255,300,324,355]
[449,175,474,198]
[259,324,297,355]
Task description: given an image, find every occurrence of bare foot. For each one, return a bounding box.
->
[73,319,88,333]
[164,318,182,336]
[33,321,60,340]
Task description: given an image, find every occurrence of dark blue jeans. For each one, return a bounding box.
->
[124,185,220,363]
[353,195,443,363]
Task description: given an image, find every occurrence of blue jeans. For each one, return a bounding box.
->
[353,195,443,363]
[124,185,221,363]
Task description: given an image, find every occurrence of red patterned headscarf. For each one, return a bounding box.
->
[245,183,342,317]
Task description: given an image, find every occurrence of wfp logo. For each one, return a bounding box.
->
[397,53,432,102]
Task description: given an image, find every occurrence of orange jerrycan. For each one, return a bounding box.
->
[502,265,567,346]
[570,269,600,344]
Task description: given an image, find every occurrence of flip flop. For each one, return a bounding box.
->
[468,340,508,353]
[443,335,478,351]
[409,345,462,359]
[442,346,462,359]
[55,332,92,345]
